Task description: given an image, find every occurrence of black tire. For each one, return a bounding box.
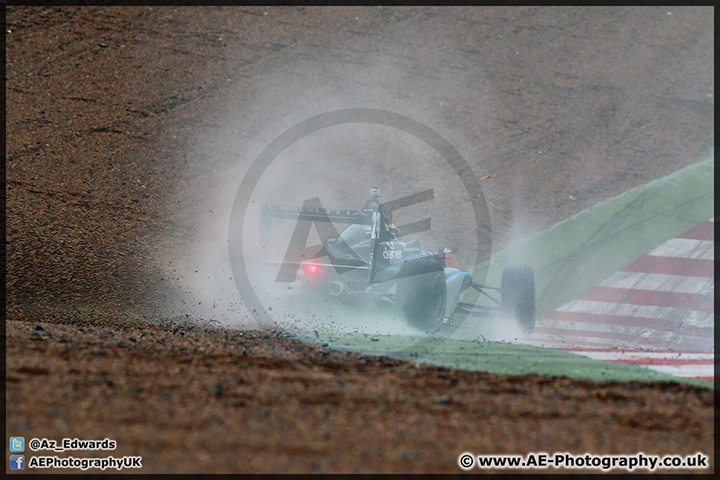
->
[395,256,447,332]
[501,265,535,334]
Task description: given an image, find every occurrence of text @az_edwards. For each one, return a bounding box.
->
[29,437,116,452]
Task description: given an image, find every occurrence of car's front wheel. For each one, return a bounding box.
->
[501,264,536,334]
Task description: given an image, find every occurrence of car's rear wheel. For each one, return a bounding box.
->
[501,264,536,334]
[396,256,447,332]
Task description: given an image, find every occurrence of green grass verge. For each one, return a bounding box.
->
[311,332,713,389]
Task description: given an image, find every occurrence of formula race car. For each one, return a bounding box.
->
[261,188,535,334]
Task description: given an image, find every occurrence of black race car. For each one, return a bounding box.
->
[261,188,535,334]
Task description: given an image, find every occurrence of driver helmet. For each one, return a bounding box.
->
[387,223,402,239]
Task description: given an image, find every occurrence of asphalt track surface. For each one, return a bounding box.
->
[5,6,715,474]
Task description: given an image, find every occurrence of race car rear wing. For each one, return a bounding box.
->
[260,204,371,252]
[261,204,369,225]
[260,188,434,235]
[259,189,435,283]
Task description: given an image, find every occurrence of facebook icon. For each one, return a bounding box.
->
[10,454,25,470]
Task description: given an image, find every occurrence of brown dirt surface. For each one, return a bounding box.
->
[5,6,714,474]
